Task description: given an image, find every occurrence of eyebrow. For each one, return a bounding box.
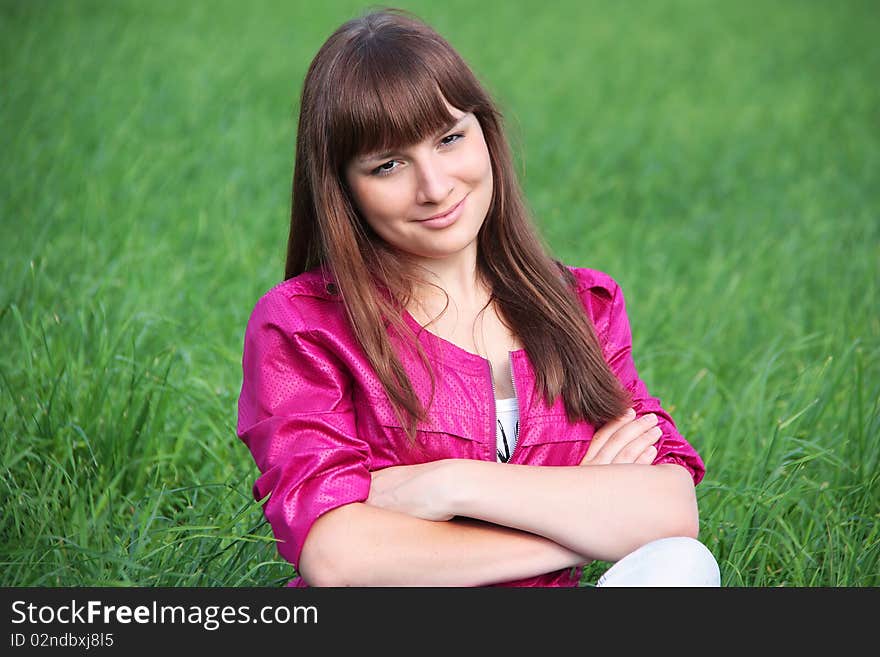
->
[358,115,469,164]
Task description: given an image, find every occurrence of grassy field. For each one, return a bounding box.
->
[1,0,877,587]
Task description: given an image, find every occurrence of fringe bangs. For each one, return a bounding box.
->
[327,36,473,165]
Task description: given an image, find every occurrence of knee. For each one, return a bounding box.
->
[598,536,721,587]
[649,536,721,586]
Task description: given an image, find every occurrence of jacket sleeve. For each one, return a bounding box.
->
[236,289,372,568]
[601,277,706,485]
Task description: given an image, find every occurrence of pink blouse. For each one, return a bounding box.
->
[236,265,705,587]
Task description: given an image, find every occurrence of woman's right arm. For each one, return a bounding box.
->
[300,407,670,586]
[238,290,586,587]
[299,504,586,587]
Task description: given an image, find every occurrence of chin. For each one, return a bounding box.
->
[418,225,482,258]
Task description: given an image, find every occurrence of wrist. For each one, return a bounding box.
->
[438,458,474,517]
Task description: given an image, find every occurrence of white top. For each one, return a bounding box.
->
[495,396,519,462]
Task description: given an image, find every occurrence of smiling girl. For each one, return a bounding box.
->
[237,8,720,587]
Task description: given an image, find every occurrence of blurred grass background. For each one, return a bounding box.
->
[1,0,877,586]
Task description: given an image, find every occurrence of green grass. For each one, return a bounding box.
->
[2,0,877,587]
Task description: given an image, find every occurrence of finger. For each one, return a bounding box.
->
[611,425,662,464]
[581,409,638,465]
[580,408,636,465]
[592,413,659,464]
[634,444,658,465]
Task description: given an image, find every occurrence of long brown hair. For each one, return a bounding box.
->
[285,8,629,439]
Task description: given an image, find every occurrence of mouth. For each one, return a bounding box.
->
[414,194,468,225]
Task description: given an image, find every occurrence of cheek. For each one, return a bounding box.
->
[464,140,493,187]
[352,182,408,226]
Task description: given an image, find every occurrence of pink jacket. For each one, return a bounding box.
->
[236,265,705,587]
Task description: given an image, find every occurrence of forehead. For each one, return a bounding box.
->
[356,108,470,163]
[337,77,467,161]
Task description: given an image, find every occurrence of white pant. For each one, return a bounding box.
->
[595,537,721,587]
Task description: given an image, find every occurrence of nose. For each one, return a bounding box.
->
[413,155,453,205]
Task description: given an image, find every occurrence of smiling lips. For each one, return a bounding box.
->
[415,194,468,227]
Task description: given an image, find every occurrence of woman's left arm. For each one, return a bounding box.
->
[453,460,697,562]
[369,459,698,563]
[366,273,704,562]
[598,273,706,483]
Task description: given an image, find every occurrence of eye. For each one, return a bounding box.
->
[371,160,401,177]
[440,133,464,146]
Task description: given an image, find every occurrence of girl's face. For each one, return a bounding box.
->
[344,103,493,263]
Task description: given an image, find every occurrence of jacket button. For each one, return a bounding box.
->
[326,283,338,295]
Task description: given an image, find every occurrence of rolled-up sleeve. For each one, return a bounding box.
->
[602,278,706,485]
[236,290,372,568]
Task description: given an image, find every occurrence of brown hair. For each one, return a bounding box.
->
[285,8,629,439]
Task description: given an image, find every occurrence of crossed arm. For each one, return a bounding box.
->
[298,410,700,587]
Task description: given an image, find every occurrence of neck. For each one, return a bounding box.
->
[408,244,490,315]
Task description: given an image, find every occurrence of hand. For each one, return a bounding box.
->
[366,460,455,521]
[579,408,661,466]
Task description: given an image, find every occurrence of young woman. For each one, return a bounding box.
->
[237,8,720,587]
